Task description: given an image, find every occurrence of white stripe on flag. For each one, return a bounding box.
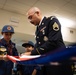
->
[20,55,41,58]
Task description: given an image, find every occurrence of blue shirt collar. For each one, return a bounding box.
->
[1,38,12,45]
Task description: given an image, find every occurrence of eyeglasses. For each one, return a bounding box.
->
[28,12,36,20]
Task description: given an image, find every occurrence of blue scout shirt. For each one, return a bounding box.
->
[0,38,18,75]
[17,64,41,75]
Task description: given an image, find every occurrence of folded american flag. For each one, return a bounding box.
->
[7,46,76,65]
[7,55,40,63]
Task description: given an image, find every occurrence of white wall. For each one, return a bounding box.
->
[61,26,76,43]
[0,9,36,35]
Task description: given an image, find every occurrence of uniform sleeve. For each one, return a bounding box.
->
[31,17,64,55]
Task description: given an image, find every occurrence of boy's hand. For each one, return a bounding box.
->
[3,55,9,61]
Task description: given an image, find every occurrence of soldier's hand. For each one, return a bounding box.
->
[3,55,9,61]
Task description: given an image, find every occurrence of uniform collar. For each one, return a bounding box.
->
[35,17,47,35]
[37,16,46,28]
[1,38,12,45]
[39,17,44,26]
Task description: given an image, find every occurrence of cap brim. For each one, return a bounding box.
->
[22,43,34,47]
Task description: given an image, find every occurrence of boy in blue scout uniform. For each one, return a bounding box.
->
[17,41,42,75]
[0,25,18,75]
[26,7,73,75]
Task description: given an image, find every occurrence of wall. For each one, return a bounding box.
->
[0,9,36,35]
[61,26,76,43]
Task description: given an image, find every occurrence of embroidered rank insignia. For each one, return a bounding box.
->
[53,22,59,31]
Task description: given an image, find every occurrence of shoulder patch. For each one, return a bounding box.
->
[53,22,59,31]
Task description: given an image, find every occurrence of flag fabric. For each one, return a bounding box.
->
[7,55,40,63]
[7,46,76,65]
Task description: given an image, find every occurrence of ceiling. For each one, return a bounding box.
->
[0,0,76,28]
[0,0,76,53]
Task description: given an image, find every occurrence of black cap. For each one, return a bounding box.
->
[22,41,34,47]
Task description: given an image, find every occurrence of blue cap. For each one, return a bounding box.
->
[1,25,14,33]
[22,41,34,47]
